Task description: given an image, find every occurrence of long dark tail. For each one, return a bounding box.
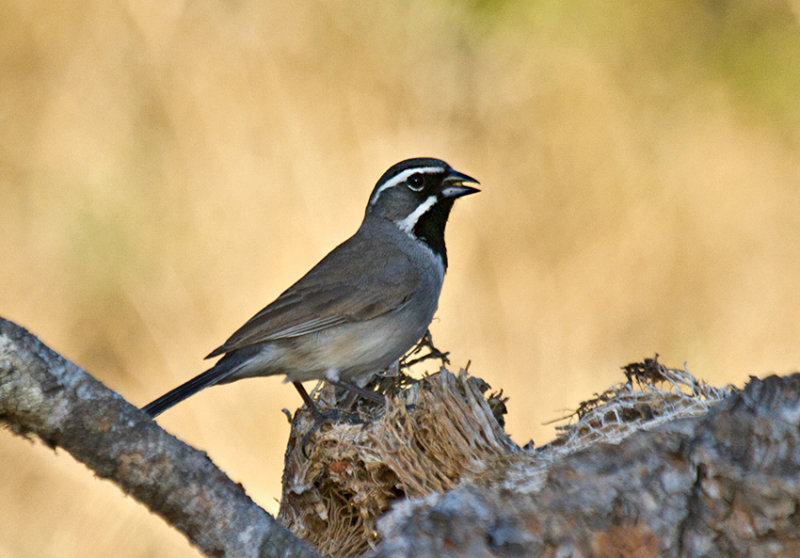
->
[142,363,235,418]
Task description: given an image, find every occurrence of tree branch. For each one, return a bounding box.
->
[5,312,798,558]
[367,373,800,557]
[0,316,321,558]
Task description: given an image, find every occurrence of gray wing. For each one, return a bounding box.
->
[206,234,418,358]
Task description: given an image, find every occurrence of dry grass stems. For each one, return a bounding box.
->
[278,354,734,557]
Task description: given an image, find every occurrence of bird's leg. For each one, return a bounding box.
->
[292,381,364,458]
[292,381,323,416]
[331,379,386,405]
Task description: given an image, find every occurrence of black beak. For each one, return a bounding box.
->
[441,169,480,198]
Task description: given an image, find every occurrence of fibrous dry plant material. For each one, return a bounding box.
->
[278,369,517,557]
[545,355,735,456]
[371,371,796,558]
[278,357,735,557]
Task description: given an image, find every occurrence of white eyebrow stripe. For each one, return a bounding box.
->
[369,166,444,206]
[396,194,438,234]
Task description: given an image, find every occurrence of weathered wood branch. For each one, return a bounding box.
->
[0,317,321,558]
[3,313,798,558]
[367,372,800,557]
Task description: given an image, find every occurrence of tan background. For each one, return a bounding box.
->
[2,1,800,556]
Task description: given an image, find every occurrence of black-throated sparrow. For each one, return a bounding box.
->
[142,157,478,418]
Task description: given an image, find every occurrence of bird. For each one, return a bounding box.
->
[142,157,479,418]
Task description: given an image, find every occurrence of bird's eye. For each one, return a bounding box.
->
[407,173,424,191]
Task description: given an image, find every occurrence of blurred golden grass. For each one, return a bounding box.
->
[2,1,800,556]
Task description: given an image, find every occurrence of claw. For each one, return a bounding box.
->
[300,408,364,459]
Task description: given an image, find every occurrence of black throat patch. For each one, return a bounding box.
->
[412,196,454,270]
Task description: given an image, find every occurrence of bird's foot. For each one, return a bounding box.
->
[301,406,364,458]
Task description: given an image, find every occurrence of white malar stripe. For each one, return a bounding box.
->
[369,166,444,206]
[396,195,437,235]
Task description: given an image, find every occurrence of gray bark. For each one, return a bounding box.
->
[0,317,321,558]
[369,373,800,557]
[4,313,799,558]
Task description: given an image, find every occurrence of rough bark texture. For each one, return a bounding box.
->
[0,317,321,558]
[277,356,738,558]
[279,370,516,557]
[368,374,800,557]
[3,313,799,558]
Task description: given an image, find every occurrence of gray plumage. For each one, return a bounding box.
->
[142,157,478,417]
